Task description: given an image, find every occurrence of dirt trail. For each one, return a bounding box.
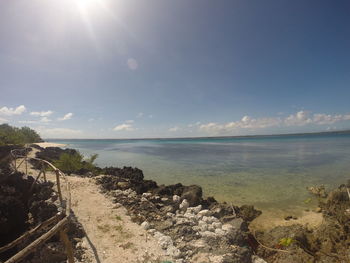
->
[18,148,169,263]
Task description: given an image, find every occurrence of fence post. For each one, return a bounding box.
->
[25,149,28,175]
[55,169,63,206]
[60,228,75,263]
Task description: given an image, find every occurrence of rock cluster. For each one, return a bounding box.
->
[0,146,86,263]
[97,172,263,263]
[256,181,350,262]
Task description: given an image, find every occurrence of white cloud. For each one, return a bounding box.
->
[148,114,153,118]
[30,110,53,117]
[127,58,138,70]
[58,113,73,121]
[199,122,224,134]
[285,111,350,126]
[199,110,350,135]
[0,105,26,116]
[19,117,52,124]
[37,127,82,138]
[18,120,39,124]
[169,126,180,132]
[113,123,135,131]
[285,111,312,126]
[40,117,51,123]
[126,120,134,124]
[200,116,281,134]
[137,112,144,118]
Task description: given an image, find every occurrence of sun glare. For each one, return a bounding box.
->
[76,0,102,11]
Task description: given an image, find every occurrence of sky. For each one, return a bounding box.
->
[0,0,349,139]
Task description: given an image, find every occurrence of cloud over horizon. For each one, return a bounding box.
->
[58,113,73,121]
[113,123,135,131]
[30,110,53,117]
[0,105,26,116]
[199,111,350,135]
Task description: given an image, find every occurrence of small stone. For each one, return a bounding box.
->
[200,231,216,238]
[117,181,129,188]
[212,222,222,229]
[161,197,169,202]
[173,195,181,202]
[166,212,175,218]
[198,209,210,217]
[142,192,152,198]
[315,207,322,213]
[113,203,122,209]
[207,225,215,232]
[187,205,202,215]
[179,199,189,211]
[284,215,293,221]
[192,239,206,248]
[222,224,233,232]
[141,221,150,230]
[147,228,156,235]
[252,255,268,263]
[158,235,172,249]
[214,228,226,236]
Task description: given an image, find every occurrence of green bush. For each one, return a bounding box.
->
[54,152,99,175]
[0,124,42,146]
[54,152,84,175]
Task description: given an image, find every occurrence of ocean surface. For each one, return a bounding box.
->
[47,133,350,216]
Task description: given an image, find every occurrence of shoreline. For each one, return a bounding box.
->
[33,142,67,148]
[41,142,324,231]
[3,143,348,262]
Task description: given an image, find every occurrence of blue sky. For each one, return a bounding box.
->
[0,0,349,138]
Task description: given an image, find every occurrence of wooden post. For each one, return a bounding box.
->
[29,170,43,193]
[55,170,63,206]
[43,169,47,182]
[60,228,75,263]
[4,217,68,263]
[25,148,28,175]
[0,213,62,254]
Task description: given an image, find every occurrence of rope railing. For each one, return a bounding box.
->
[0,147,75,263]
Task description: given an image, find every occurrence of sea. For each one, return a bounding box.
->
[47,132,350,220]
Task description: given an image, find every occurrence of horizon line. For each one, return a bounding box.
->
[44,128,350,141]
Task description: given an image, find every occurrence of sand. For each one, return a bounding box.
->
[34,142,67,148]
[16,148,169,263]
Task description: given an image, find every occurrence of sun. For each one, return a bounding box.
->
[75,0,103,13]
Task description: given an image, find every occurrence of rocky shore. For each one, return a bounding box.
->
[1,144,349,263]
[0,146,86,263]
[96,168,262,263]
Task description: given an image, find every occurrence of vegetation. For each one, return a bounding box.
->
[53,151,99,175]
[278,237,295,247]
[0,124,42,146]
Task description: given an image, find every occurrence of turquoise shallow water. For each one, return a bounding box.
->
[47,133,350,213]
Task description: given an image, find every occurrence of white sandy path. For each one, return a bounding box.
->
[18,148,169,263]
[34,142,67,148]
[67,176,168,263]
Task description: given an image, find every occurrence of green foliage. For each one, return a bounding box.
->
[279,237,295,247]
[0,124,42,146]
[84,153,99,172]
[303,198,312,204]
[54,152,84,174]
[54,152,99,175]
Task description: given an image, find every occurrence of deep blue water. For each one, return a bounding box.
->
[47,133,350,213]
